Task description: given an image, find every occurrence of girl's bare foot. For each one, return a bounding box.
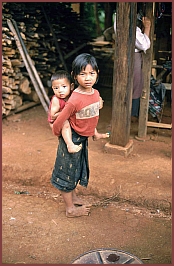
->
[66,205,90,218]
[72,196,92,206]
[67,143,82,153]
[92,132,110,141]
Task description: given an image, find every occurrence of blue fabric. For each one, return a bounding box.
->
[51,130,89,192]
[131,98,140,117]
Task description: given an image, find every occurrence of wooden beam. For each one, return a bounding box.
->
[138,2,155,139]
[64,43,87,60]
[110,2,136,147]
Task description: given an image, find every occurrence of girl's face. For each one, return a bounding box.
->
[52,78,74,100]
[76,64,98,91]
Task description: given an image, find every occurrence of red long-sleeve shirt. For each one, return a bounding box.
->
[52,88,100,137]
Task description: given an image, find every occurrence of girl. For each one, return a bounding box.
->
[48,71,108,153]
[51,53,107,218]
[131,15,151,121]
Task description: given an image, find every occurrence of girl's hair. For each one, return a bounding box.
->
[51,70,72,84]
[71,53,99,84]
[136,18,143,29]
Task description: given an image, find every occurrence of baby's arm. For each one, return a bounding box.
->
[52,102,75,136]
[50,97,60,122]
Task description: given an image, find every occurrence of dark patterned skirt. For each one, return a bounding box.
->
[133,52,143,99]
[51,129,89,192]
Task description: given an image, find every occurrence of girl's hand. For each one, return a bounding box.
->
[99,97,104,109]
[142,17,151,28]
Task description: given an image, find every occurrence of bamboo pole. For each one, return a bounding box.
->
[12,19,50,106]
[7,19,49,113]
[14,102,40,113]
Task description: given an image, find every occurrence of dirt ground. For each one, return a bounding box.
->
[2,92,172,264]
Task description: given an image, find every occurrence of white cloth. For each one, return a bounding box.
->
[135,26,151,53]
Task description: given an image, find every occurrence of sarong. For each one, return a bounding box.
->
[51,129,89,192]
[133,52,143,99]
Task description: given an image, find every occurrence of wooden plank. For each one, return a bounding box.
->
[147,121,172,129]
[156,69,168,82]
[151,65,163,69]
[163,83,172,90]
[88,41,112,46]
[158,50,171,53]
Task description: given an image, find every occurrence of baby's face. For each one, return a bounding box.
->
[52,78,72,100]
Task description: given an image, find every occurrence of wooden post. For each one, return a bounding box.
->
[110,2,136,147]
[137,2,155,139]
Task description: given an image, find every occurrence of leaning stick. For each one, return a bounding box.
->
[7,19,49,113]
[12,18,50,106]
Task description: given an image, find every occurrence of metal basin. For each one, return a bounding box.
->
[72,248,143,264]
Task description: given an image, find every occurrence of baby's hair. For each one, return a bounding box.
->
[72,53,99,81]
[51,70,72,84]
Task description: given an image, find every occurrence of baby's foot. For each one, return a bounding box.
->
[66,205,90,218]
[67,143,82,153]
[92,132,110,141]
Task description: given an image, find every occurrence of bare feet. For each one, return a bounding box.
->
[92,132,110,141]
[67,143,82,153]
[66,205,90,218]
[72,196,92,207]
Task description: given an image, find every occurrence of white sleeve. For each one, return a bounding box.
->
[135,27,151,53]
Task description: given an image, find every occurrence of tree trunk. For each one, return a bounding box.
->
[104,3,114,29]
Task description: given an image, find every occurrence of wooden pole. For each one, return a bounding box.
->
[110,2,136,147]
[12,19,50,106]
[137,2,155,139]
[7,19,49,113]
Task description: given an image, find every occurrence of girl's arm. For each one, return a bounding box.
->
[135,26,151,52]
[142,17,151,37]
[99,96,104,109]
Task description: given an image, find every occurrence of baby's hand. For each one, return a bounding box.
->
[51,112,61,121]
